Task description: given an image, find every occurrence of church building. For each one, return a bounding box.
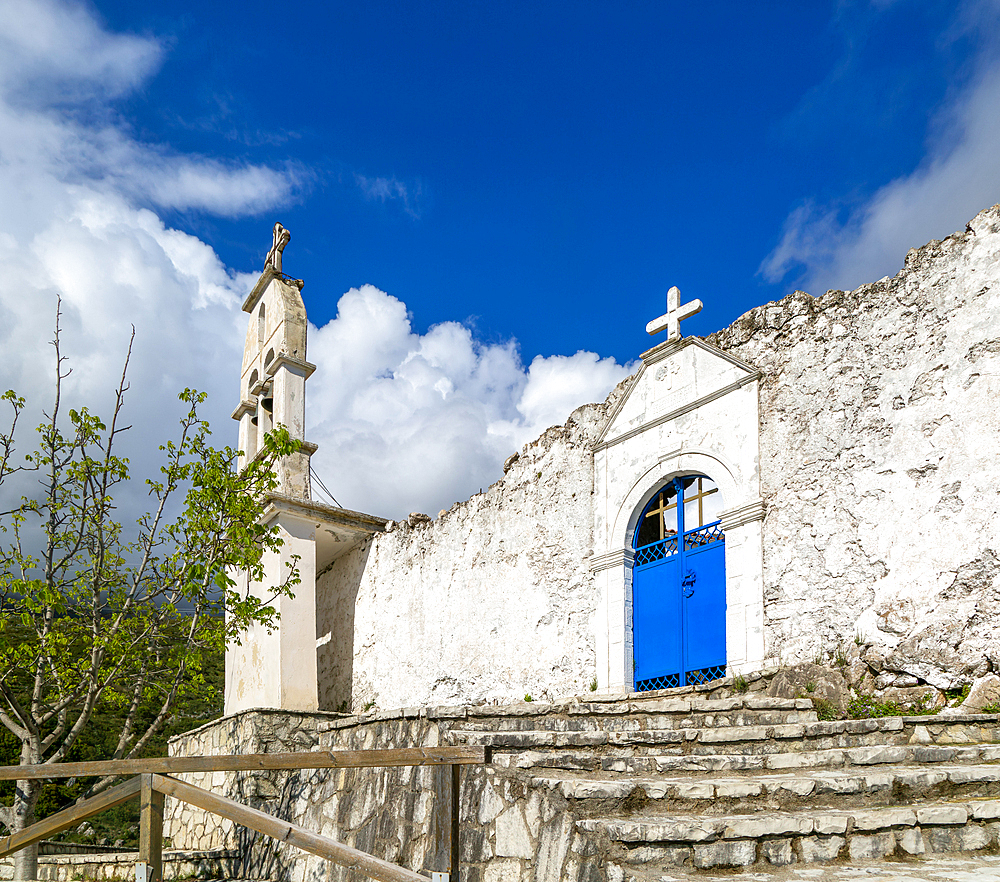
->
[225,207,1000,715]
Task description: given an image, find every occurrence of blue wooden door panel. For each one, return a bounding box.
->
[633,556,681,682]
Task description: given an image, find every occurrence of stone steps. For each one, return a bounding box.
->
[456,696,817,732]
[454,713,1000,755]
[576,797,1000,871]
[529,762,1000,812]
[451,703,1000,875]
[494,741,1000,773]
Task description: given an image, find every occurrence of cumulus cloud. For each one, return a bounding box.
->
[761,2,1000,294]
[307,285,632,518]
[0,0,631,521]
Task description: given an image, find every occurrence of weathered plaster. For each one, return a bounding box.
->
[709,203,1000,685]
[316,400,626,711]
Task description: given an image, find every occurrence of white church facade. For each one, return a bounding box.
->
[225,207,1000,715]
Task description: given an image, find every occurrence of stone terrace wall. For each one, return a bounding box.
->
[709,203,1000,686]
[164,708,588,882]
[316,391,627,712]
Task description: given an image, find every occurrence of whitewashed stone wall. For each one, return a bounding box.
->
[316,397,626,712]
[711,203,1000,686]
[313,203,1000,708]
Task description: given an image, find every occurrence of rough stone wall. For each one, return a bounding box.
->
[316,394,626,712]
[708,203,1000,686]
[314,204,1000,707]
[164,709,589,882]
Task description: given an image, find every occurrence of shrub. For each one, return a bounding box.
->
[812,697,839,721]
[847,695,903,719]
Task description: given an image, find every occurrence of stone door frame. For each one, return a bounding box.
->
[591,448,766,693]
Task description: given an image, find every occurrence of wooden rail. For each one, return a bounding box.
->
[0,747,485,882]
[0,778,141,858]
[152,774,425,882]
[0,747,486,780]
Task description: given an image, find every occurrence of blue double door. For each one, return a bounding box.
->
[632,476,727,691]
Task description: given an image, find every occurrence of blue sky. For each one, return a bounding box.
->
[1,0,999,517]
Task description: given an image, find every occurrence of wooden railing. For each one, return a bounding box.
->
[0,747,487,882]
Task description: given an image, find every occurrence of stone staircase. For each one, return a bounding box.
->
[448,691,1000,877]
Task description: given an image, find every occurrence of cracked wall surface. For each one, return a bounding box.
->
[316,203,1000,708]
[316,394,627,712]
[709,203,1000,686]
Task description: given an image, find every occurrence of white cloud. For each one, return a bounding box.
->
[307,285,633,518]
[355,173,424,218]
[0,0,632,522]
[761,5,1000,294]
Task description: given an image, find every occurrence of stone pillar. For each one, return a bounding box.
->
[265,354,316,499]
[224,508,318,713]
[720,500,766,674]
[590,549,634,692]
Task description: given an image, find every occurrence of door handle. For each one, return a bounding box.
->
[682,569,696,597]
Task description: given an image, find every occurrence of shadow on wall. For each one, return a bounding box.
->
[317,540,374,712]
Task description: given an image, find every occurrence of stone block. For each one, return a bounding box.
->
[799,834,845,862]
[916,805,968,825]
[692,697,744,712]
[700,725,768,742]
[848,831,896,860]
[770,724,806,739]
[958,674,1000,713]
[610,819,720,843]
[813,813,850,835]
[971,800,1000,820]
[534,814,574,882]
[630,698,690,713]
[484,858,524,882]
[673,781,714,799]
[813,774,865,795]
[956,824,992,851]
[723,815,813,839]
[714,780,763,799]
[760,838,795,865]
[692,839,756,869]
[765,777,815,797]
[896,827,926,855]
[846,745,908,765]
[948,766,1000,784]
[495,806,534,858]
[851,807,916,830]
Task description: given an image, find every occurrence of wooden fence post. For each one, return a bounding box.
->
[138,773,164,882]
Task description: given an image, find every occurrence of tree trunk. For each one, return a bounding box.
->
[12,747,40,881]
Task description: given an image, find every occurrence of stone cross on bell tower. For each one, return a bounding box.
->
[646,286,703,341]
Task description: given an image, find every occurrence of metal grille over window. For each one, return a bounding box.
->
[633,475,724,568]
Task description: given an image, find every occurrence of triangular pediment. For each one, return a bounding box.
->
[596,337,759,448]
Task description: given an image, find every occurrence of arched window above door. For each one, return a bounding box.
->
[634,475,724,565]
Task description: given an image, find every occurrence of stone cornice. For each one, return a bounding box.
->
[261,492,390,534]
[230,399,255,421]
[264,353,317,380]
[719,499,766,531]
[589,548,635,573]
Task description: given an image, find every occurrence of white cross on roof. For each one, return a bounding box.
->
[645,286,703,341]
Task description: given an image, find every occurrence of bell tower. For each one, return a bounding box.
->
[224,223,389,715]
[225,223,321,713]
